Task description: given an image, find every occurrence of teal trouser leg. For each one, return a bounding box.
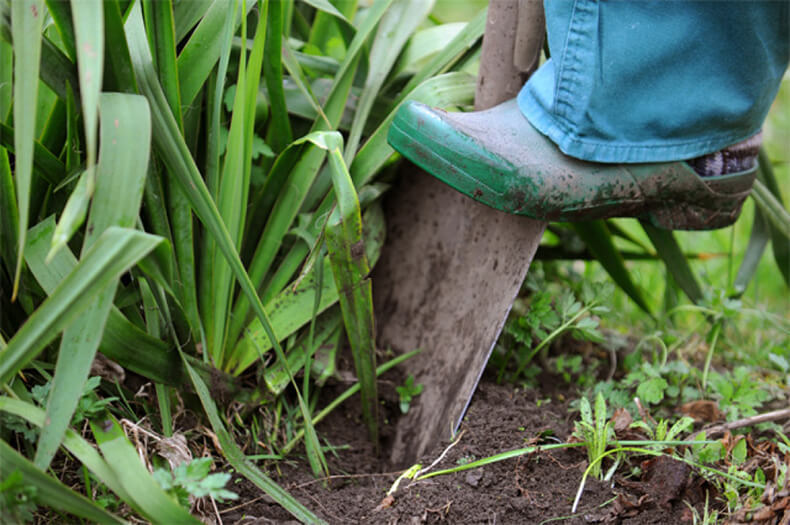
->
[518,0,789,163]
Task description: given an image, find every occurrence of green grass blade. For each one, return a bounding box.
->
[0,147,18,271]
[0,121,66,185]
[322,142,379,444]
[394,6,485,106]
[35,93,151,469]
[10,0,44,300]
[302,0,349,22]
[48,169,90,260]
[344,0,434,162]
[173,0,213,42]
[281,37,330,126]
[102,0,137,93]
[641,222,704,304]
[177,0,249,107]
[752,179,790,241]
[0,40,13,121]
[144,0,202,342]
[43,0,75,60]
[573,221,653,314]
[230,202,385,374]
[25,217,188,386]
[733,207,769,295]
[70,0,103,177]
[180,352,327,524]
[208,1,267,364]
[0,440,126,524]
[90,416,201,524]
[264,0,291,152]
[0,227,163,386]
[756,148,790,286]
[0,397,147,518]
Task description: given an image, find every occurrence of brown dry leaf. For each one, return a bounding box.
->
[752,506,776,521]
[679,400,723,423]
[156,432,192,470]
[611,408,632,433]
[90,353,125,384]
[373,495,395,512]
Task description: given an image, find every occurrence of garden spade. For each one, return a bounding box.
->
[373,0,548,466]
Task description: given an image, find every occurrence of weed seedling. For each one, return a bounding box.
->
[396,375,424,414]
[572,392,615,479]
[153,457,238,508]
[0,470,37,523]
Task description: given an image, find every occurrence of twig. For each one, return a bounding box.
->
[687,407,790,440]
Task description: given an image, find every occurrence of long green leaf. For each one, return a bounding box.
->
[756,148,790,286]
[752,179,790,241]
[0,228,163,388]
[24,217,190,387]
[394,6,485,106]
[180,352,326,524]
[0,121,66,185]
[177,0,250,107]
[208,0,267,364]
[641,222,704,304]
[70,0,103,175]
[0,147,18,271]
[574,221,653,314]
[324,145,379,444]
[0,40,13,121]
[90,416,201,524]
[10,0,44,300]
[733,206,769,295]
[344,0,434,161]
[35,93,152,469]
[264,0,291,152]
[0,440,126,524]
[0,397,148,519]
[173,0,213,43]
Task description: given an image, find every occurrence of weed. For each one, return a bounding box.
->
[499,278,612,383]
[0,470,37,524]
[396,375,424,414]
[572,392,615,480]
[153,457,238,509]
[31,376,117,426]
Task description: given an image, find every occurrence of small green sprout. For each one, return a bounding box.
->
[396,375,424,414]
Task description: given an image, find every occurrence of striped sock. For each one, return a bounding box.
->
[687,132,762,177]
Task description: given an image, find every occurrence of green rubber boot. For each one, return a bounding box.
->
[387,100,757,230]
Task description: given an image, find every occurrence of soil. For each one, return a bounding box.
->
[219,370,716,525]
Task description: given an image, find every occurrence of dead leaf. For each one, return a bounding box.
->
[611,408,632,433]
[373,495,395,512]
[156,432,192,470]
[679,400,723,423]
